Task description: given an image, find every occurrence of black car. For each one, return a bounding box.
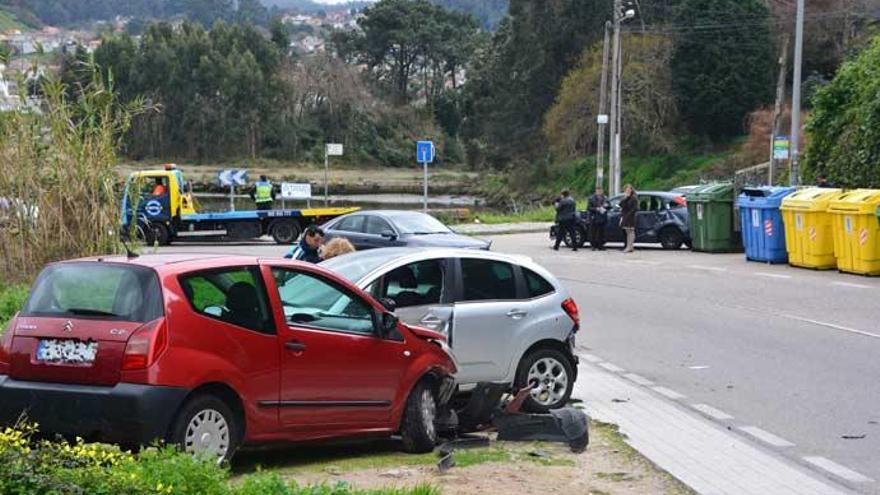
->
[322,210,491,250]
[551,191,691,250]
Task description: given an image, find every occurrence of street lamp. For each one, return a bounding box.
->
[608,1,637,196]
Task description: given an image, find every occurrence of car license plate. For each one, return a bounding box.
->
[36,339,98,364]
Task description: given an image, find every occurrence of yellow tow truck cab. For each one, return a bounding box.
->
[122,165,358,245]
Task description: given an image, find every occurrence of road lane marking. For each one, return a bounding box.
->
[756,272,792,279]
[781,314,880,340]
[687,365,710,370]
[652,386,686,400]
[803,456,875,483]
[687,265,728,272]
[598,362,625,373]
[692,403,734,420]
[580,353,603,363]
[623,373,654,386]
[738,426,795,447]
[832,281,872,289]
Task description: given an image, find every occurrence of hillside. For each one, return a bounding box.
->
[428,0,508,29]
[0,2,39,30]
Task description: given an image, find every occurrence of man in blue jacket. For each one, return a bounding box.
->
[284,226,324,262]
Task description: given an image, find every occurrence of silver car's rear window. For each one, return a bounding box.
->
[321,250,401,282]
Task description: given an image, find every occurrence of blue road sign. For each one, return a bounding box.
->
[219,169,249,187]
[417,141,435,164]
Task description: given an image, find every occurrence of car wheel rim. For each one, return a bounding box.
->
[184,408,230,463]
[527,357,569,407]
[420,389,436,439]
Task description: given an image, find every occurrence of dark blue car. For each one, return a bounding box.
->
[322,210,491,251]
[551,191,691,250]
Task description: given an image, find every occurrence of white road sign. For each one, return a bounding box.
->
[280,182,312,200]
[326,143,344,156]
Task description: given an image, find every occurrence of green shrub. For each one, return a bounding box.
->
[0,424,438,495]
[0,283,28,330]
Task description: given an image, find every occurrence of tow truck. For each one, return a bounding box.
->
[121,165,358,245]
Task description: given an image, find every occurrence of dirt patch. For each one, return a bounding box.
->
[232,422,693,495]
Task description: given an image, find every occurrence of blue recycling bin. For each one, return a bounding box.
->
[737,186,796,263]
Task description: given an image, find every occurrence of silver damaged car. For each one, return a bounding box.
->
[322,248,580,412]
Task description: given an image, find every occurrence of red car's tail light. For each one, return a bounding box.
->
[122,318,168,370]
[561,298,580,330]
[0,317,15,373]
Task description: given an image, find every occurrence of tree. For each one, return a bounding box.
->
[804,36,880,187]
[341,0,480,104]
[461,0,611,168]
[670,0,775,138]
[236,0,269,26]
[545,34,679,158]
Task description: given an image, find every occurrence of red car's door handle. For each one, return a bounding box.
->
[285,341,307,352]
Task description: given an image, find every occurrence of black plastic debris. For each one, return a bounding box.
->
[842,434,866,440]
[493,407,589,453]
[437,452,455,472]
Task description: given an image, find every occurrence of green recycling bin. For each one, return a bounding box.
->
[686,182,742,253]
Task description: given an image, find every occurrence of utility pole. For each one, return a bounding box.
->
[597,21,611,191]
[769,34,790,186]
[789,0,805,186]
[608,0,622,195]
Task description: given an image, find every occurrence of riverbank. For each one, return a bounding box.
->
[118,161,486,196]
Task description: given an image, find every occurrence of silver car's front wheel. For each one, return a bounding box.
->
[516,348,575,413]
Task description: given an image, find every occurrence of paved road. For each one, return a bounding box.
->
[162,233,880,492]
[495,234,880,493]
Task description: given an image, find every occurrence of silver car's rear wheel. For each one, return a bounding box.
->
[527,357,569,407]
[515,348,575,413]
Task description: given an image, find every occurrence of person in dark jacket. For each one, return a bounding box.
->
[588,186,607,251]
[816,175,836,188]
[619,184,639,253]
[554,189,578,251]
[284,225,324,262]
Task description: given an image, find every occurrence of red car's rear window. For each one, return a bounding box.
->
[22,262,164,323]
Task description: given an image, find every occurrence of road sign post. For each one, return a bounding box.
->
[416,141,435,213]
[218,169,248,211]
[324,143,344,206]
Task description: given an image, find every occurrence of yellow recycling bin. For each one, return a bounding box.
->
[828,189,880,275]
[780,188,845,269]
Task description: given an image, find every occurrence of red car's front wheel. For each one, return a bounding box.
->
[400,381,438,453]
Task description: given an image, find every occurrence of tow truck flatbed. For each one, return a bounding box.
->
[122,166,359,245]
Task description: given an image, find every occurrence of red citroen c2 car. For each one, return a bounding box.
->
[0,254,456,461]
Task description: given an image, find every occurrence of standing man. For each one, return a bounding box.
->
[588,186,608,251]
[554,189,578,252]
[251,175,276,210]
[284,225,324,262]
[620,184,639,253]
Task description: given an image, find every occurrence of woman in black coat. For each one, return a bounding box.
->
[619,184,639,253]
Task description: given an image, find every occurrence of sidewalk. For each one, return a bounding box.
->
[453,222,553,235]
[573,358,855,495]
